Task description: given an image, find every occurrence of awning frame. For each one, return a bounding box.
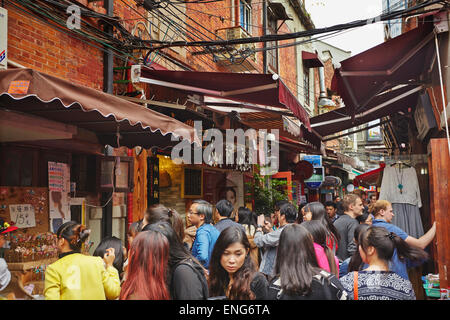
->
[311,85,424,128]
[139,76,279,98]
[136,67,312,131]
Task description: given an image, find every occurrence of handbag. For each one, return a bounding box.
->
[353,271,359,300]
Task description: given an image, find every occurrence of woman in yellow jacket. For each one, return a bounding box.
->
[44,221,121,300]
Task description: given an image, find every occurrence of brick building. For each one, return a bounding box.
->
[1,0,323,249]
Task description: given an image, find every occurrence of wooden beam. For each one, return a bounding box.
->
[429,138,450,290]
[0,108,77,142]
[116,95,187,110]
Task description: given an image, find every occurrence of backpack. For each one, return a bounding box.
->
[172,258,209,299]
[272,270,346,300]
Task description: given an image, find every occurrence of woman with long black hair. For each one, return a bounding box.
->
[302,202,340,253]
[340,226,427,300]
[267,224,347,300]
[143,222,209,300]
[301,221,340,277]
[208,226,268,300]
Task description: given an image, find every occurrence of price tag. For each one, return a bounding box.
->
[9,204,36,228]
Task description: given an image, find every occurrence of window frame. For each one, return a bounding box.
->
[239,0,252,33]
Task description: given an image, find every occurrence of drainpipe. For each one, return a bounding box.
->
[103,0,114,94]
[102,0,114,238]
[262,0,268,74]
[126,61,134,247]
[317,66,336,111]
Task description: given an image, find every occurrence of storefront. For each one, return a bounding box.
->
[0,67,198,298]
[309,15,449,298]
[126,65,322,223]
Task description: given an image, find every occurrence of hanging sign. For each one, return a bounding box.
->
[301,155,322,168]
[147,156,160,205]
[304,167,324,189]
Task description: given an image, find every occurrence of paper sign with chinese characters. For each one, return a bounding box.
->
[9,204,36,228]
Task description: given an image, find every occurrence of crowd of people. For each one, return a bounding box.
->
[0,189,437,301]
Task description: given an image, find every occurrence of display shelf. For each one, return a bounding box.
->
[7,258,57,272]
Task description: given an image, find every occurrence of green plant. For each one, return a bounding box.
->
[245,165,291,216]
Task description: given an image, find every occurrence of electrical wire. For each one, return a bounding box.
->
[162,1,254,72]
[118,0,234,71]
[5,0,137,64]
[137,0,445,50]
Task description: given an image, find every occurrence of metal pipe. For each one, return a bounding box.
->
[102,0,114,239]
[318,67,327,99]
[103,0,114,94]
[262,0,268,74]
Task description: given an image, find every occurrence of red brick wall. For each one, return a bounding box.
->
[6,0,304,91]
[184,0,266,73]
[6,3,104,90]
[278,23,298,97]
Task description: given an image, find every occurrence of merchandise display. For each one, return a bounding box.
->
[4,232,58,263]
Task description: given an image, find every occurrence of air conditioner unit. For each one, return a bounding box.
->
[0,8,7,70]
[215,26,257,70]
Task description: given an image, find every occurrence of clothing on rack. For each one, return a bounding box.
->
[379,165,424,238]
[391,203,424,239]
[379,165,422,208]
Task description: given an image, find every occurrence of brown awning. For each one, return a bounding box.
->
[302,51,324,68]
[139,68,312,131]
[311,22,435,137]
[0,68,200,148]
[239,111,322,150]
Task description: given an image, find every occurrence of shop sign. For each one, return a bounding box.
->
[301,155,322,168]
[367,119,383,142]
[0,8,6,70]
[382,0,405,39]
[9,204,36,228]
[147,156,160,205]
[304,167,324,189]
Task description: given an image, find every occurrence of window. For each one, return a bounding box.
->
[267,14,278,72]
[240,0,251,33]
[99,156,134,193]
[303,67,310,107]
[181,167,203,198]
[0,148,35,187]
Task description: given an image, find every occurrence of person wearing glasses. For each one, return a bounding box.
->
[187,200,220,269]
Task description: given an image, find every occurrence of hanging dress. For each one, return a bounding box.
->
[379,165,424,238]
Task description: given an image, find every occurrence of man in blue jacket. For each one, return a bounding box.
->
[188,200,220,269]
[372,200,436,280]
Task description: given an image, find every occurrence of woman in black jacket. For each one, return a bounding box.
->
[208,226,268,300]
[143,222,208,300]
[268,224,347,300]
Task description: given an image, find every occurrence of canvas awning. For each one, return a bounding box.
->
[353,163,386,188]
[310,22,436,137]
[201,95,322,150]
[0,68,200,148]
[138,67,312,131]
